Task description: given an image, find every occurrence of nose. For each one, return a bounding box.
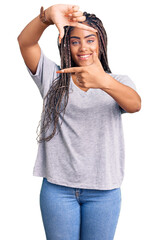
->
[79,41,87,52]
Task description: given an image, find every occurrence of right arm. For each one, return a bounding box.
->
[17,14,52,74]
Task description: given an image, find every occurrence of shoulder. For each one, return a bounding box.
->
[107,72,137,91]
[107,72,130,81]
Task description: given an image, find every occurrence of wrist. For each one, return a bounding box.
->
[99,72,112,91]
[39,6,54,26]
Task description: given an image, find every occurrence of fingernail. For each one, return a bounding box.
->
[56,70,64,73]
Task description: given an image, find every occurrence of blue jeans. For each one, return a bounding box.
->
[40,178,121,240]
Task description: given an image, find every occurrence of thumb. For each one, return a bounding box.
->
[57,25,64,44]
[92,51,99,63]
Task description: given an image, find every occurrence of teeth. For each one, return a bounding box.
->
[78,54,90,58]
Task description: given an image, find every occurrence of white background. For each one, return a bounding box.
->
[1,0,159,239]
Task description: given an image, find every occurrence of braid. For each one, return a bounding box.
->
[82,12,111,72]
[36,13,111,143]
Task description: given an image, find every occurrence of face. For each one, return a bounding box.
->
[69,24,99,67]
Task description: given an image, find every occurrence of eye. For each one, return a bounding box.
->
[87,39,95,43]
[71,41,79,45]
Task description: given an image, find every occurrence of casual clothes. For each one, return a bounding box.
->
[26,49,137,190]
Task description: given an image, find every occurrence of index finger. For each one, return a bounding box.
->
[71,22,97,33]
[56,67,83,74]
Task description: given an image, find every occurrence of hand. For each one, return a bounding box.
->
[45,4,97,43]
[56,52,108,90]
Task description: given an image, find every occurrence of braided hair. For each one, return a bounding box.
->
[36,12,112,143]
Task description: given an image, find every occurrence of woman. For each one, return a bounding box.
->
[17,4,141,240]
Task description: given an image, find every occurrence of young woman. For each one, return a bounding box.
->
[17,4,141,240]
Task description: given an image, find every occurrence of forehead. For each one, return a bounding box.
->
[69,24,98,39]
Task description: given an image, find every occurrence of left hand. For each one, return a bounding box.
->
[56,52,108,89]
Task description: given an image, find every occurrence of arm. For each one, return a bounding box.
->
[17,14,52,74]
[57,52,141,113]
[100,73,141,113]
[17,4,97,75]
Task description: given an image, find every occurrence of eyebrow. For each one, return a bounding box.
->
[70,34,96,40]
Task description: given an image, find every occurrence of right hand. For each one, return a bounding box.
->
[45,4,97,43]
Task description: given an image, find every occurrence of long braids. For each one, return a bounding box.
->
[36,12,112,143]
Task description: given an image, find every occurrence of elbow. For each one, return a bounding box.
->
[137,102,141,111]
[17,34,21,42]
[136,95,142,112]
[17,34,24,47]
[136,104,141,112]
[17,35,22,46]
[134,105,141,113]
[132,97,142,113]
[126,97,142,113]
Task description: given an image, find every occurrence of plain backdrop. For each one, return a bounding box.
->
[1,0,159,239]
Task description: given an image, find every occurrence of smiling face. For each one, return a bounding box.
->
[69,24,99,67]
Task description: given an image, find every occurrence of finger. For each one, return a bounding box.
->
[67,11,83,17]
[72,5,80,12]
[56,24,64,43]
[70,16,86,22]
[70,22,97,33]
[67,5,80,13]
[56,67,83,74]
[92,51,101,65]
[92,51,98,62]
[92,51,102,66]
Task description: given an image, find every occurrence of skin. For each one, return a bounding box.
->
[47,5,98,43]
[69,25,99,67]
[68,24,99,91]
[57,25,110,92]
[56,25,141,112]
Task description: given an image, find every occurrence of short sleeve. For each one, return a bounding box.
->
[109,74,137,114]
[26,49,60,98]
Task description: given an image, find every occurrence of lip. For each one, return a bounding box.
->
[77,53,93,60]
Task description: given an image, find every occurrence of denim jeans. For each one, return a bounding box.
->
[40,178,121,240]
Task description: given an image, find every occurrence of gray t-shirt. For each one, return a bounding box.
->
[26,49,137,190]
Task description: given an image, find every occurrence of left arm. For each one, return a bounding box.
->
[100,73,141,113]
[56,52,141,113]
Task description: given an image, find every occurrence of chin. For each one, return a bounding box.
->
[75,60,93,67]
